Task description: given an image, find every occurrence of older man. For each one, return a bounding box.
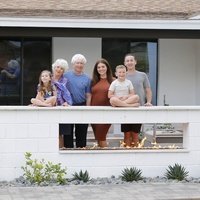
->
[64,54,91,148]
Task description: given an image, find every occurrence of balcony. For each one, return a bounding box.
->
[0,106,199,181]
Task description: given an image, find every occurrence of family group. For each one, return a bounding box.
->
[30,53,152,149]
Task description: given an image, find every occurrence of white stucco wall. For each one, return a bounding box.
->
[1,106,200,181]
[52,37,101,77]
[158,39,199,106]
[196,40,200,105]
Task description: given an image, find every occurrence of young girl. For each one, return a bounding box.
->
[31,70,57,107]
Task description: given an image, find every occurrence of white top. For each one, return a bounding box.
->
[109,79,133,96]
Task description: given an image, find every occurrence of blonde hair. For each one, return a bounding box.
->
[38,70,53,97]
[115,65,126,72]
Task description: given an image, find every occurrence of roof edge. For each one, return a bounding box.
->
[0,9,189,20]
[0,17,200,30]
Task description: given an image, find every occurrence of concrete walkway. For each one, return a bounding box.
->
[1,182,200,200]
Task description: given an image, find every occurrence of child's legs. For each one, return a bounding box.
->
[31,98,51,107]
[124,95,139,104]
[30,98,36,104]
[35,94,44,101]
[45,96,56,105]
[110,97,137,107]
[31,98,43,105]
[110,97,123,107]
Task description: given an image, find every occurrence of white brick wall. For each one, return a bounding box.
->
[0,106,200,180]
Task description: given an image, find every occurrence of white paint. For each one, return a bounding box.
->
[1,18,200,30]
[0,106,200,180]
[52,37,101,77]
[158,39,199,105]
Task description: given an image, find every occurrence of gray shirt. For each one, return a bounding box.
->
[126,70,150,105]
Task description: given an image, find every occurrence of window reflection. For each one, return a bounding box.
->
[0,40,21,105]
[131,42,157,105]
[0,39,51,105]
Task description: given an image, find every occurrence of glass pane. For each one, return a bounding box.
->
[23,39,51,105]
[102,39,129,74]
[0,39,21,105]
[131,42,149,72]
[131,41,157,105]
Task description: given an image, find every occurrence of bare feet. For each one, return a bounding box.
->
[128,103,140,107]
[28,104,35,106]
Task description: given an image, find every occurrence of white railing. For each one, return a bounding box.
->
[0,106,199,180]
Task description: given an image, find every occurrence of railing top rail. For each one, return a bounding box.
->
[0,105,200,111]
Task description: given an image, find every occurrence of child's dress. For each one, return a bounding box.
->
[37,84,56,99]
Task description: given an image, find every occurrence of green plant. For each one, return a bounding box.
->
[164,163,189,181]
[157,123,174,130]
[72,170,91,182]
[21,152,67,184]
[121,167,143,182]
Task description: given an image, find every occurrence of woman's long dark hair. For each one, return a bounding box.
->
[91,58,113,86]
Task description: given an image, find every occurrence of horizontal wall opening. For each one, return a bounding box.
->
[59,123,184,151]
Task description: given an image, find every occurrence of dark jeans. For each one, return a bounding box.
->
[64,102,88,148]
[64,124,88,148]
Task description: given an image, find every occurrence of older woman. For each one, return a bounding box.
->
[52,58,72,148]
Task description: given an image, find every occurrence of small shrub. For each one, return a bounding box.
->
[164,163,189,181]
[72,170,91,182]
[121,167,143,182]
[21,152,67,184]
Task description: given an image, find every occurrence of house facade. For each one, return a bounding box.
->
[1,0,200,181]
[0,0,200,106]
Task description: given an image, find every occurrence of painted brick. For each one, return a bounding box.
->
[0,106,200,181]
[6,124,28,138]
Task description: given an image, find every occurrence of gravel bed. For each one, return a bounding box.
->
[1,176,200,187]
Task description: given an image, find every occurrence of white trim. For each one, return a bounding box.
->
[189,15,200,19]
[0,17,200,30]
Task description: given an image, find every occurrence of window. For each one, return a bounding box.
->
[0,38,51,105]
[130,41,157,105]
[102,39,157,105]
